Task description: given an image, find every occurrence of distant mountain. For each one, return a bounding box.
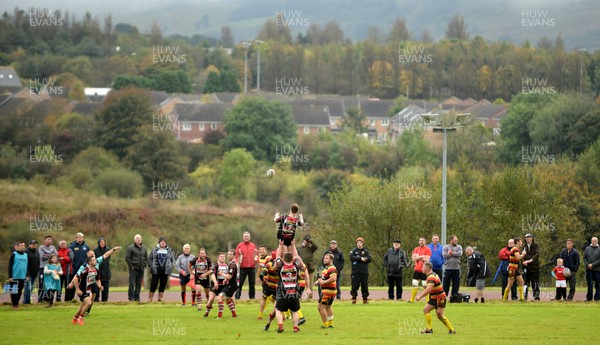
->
[10,0,600,50]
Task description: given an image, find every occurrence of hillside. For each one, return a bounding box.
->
[0,180,279,284]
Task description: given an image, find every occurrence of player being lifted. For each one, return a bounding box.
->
[188,248,212,310]
[415,262,456,334]
[204,252,238,319]
[274,203,304,254]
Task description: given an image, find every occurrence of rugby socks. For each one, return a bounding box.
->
[284,310,291,319]
[217,301,224,318]
[518,286,524,301]
[258,311,264,319]
[410,287,418,302]
[294,326,300,332]
[181,292,186,304]
[425,313,433,329]
[297,309,304,318]
[204,305,212,317]
[192,291,197,304]
[503,287,509,301]
[327,315,334,327]
[278,323,284,332]
[227,300,237,317]
[267,310,276,324]
[440,316,454,332]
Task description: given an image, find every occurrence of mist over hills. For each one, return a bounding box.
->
[5,0,600,50]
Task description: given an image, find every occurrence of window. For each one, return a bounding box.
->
[377,133,387,142]
[182,122,191,131]
[369,119,375,126]
[382,118,389,126]
[199,123,205,131]
[211,123,217,130]
[304,126,310,134]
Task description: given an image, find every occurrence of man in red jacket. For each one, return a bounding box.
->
[57,240,74,302]
[235,231,258,299]
[498,239,517,300]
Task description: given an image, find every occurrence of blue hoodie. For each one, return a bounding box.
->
[427,242,445,271]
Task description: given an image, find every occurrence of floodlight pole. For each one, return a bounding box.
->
[242,42,251,94]
[441,127,448,246]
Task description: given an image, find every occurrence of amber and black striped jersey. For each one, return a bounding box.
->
[264,260,280,289]
[320,264,337,296]
[509,247,521,270]
[426,272,445,299]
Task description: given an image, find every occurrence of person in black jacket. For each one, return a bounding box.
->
[466,246,489,303]
[522,233,540,300]
[560,238,580,301]
[24,240,39,304]
[125,234,148,302]
[350,237,372,304]
[384,239,407,300]
[323,240,345,299]
[93,237,112,302]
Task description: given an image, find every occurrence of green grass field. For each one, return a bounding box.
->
[1,300,598,345]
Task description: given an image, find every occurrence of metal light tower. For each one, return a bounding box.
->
[421,110,470,245]
[242,42,251,94]
[255,40,263,91]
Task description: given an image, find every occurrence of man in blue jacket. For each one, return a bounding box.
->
[427,235,445,279]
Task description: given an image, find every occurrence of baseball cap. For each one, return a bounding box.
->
[303,235,311,241]
[393,239,402,243]
[75,232,84,237]
[525,233,533,238]
[330,240,337,244]
[29,240,37,244]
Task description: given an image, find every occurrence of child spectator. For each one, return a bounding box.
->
[43,254,62,307]
[552,258,567,301]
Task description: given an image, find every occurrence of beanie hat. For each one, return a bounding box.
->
[356,237,365,244]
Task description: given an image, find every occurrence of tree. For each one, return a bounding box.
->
[126,126,189,190]
[445,14,470,40]
[95,88,154,159]
[151,69,192,93]
[220,25,234,47]
[341,107,367,133]
[219,148,255,198]
[222,96,297,162]
[387,17,411,42]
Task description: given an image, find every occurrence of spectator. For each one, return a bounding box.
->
[234,231,258,300]
[442,235,463,299]
[552,258,568,301]
[409,237,431,303]
[38,235,57,302]
[69,232,89,274]
[383,239,407,300]
[583,236,600,301]
[298,235,318,276]
[349,237,371,304]
[93,237,112,302]
[522,233,540,300]
[466,246,489,303]
[324,240,345,299]
[43,254,62,307]
[8,241,29,309]
[148,237,175,302]
[57,240,73,301]
[560,238,580,301]
[24,240,39,304]
[125,234,148,302]
[427,234,445,278]
[497,239,517,300]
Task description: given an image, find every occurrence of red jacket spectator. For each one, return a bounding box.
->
[235,234,258,269]
[57,245,74,276]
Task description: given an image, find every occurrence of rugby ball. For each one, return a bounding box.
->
[267,169,276,178]
[563,267,571,278]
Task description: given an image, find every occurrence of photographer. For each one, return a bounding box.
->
[298,235,318,277]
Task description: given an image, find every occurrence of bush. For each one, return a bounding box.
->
[93,168,143,198]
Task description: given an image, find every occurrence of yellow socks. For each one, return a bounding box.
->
[297,309,304,319]
[503,287,509,301]
[518,286,524,301]
[425,313,432,329]
[410,288,418,302]
[440,316,454,331]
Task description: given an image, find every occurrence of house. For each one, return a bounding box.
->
[359,99,395,143]
[289,101,331,136]
[173,103,231,142]
[464,99,508,131]
[65,101,104,116]
[84,88,111,102]
[391,104,426,139]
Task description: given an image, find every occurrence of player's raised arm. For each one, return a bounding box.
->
[103,246,121,260]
